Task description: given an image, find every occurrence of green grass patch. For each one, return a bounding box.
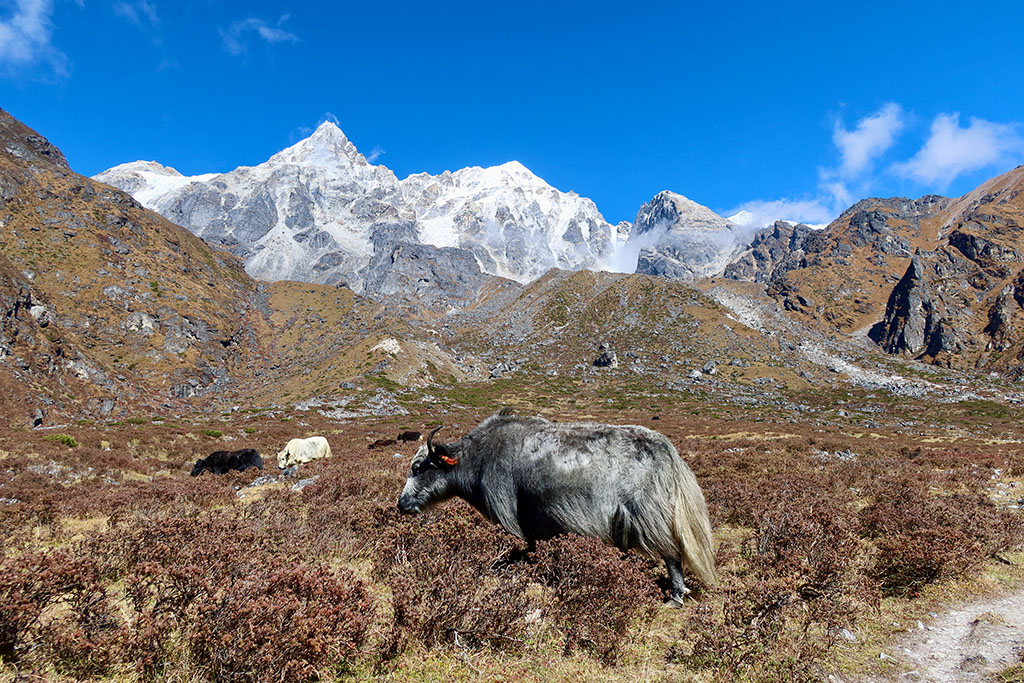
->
[44,433,78,447]
[202,429,223,438]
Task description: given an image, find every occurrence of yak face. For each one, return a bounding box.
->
[397,426,459,514]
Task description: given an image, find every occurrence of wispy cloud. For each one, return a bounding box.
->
[113,0,159,30]
[892,113,1024,189]
[726,197,838,230]
[0,0,67,77]
[725,103,907,229]
[113,0,162,46]
[366,146,385,163]
[833,103,905,177]
[220,14,298,56]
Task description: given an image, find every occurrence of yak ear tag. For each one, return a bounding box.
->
[439,453,459,467]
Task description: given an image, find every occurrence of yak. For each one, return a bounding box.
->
[397,408,716,604]
[191,449,262,476]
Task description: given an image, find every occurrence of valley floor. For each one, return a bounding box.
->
[1,376,1023,681]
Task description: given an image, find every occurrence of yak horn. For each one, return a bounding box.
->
[427,425,444,454]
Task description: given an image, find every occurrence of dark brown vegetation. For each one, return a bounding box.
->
[0,404,1022,681]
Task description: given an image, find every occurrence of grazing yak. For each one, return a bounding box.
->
[191,449,262,476]
[397,430,422,442]
[397,408,716,603]
[276,436,332,469]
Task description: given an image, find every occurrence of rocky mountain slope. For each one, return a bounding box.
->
[0,108,278,423]
[871,167,1024,373]
[95,122,627,293]
[724,166,1024,376]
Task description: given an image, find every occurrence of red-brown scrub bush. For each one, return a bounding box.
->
[188,564,373,683]
[373,509,532,657]
[530,534,660,664]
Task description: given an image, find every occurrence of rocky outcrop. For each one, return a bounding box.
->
[724,221,824,283]
[361,241,500,312]
[871,252,959,357]
[632,191,739,280]
[864,167,1024,372]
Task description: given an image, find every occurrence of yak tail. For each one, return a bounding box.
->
[672,466,717,586]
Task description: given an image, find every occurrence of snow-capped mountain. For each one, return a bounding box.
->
[96,122,622,291]
[630,191,743,280]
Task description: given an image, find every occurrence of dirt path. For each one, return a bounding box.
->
[866,587,1024,681]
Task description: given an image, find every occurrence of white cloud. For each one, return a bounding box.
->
[725,197,837,231]
[220,14,298,56]
[0,0,67,76]
[725,104,910,231]
[892,113,1024,188]
[366,146,385,163]
[833,103,905,177]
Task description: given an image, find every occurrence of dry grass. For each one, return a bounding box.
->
[0,394,1020,681]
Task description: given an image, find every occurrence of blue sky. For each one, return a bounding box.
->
[2,0,1023,225]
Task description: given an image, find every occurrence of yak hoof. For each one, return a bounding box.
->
[665,586,692,607]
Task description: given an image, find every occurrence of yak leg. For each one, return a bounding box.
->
[665,557,691,606]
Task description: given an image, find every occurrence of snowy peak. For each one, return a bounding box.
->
[269,120,368,168]
[630,190,739,281]
[94,161,217,207]
[94,121,621,290]
[634,190,732,236]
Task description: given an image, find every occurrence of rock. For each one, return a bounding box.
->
[688,369,703,380]
[594,350,618,368]
[29,304,53,327]
[31,408,43,427]
[291,476,319,492]
[124,311,156,336]
[724,221,821,283]
[701,360,718,374]
[633,191,737,281]
[837,628,857,642]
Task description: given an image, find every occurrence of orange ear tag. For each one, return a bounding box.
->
[440,454,459,466]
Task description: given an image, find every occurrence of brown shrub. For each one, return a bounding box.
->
[530,535,660,663]
[859,476,1023,596]
[188,564,373,683]
[373,508,533,657]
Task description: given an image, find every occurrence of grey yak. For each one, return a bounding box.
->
[397,408,716,603]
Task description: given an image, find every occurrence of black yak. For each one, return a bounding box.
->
[191,449,262,476]
[396,408,716,603]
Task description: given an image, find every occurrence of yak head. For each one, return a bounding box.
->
[397,425,460,514]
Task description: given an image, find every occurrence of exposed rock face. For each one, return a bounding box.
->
[868,169,1024,372]
[0,107,278,421]
[872,252,958,357]
[632,191,739,280]
[95,122,623,294]
[361,241,504,312]
[724,221,823,283]
[744,193,954,333]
